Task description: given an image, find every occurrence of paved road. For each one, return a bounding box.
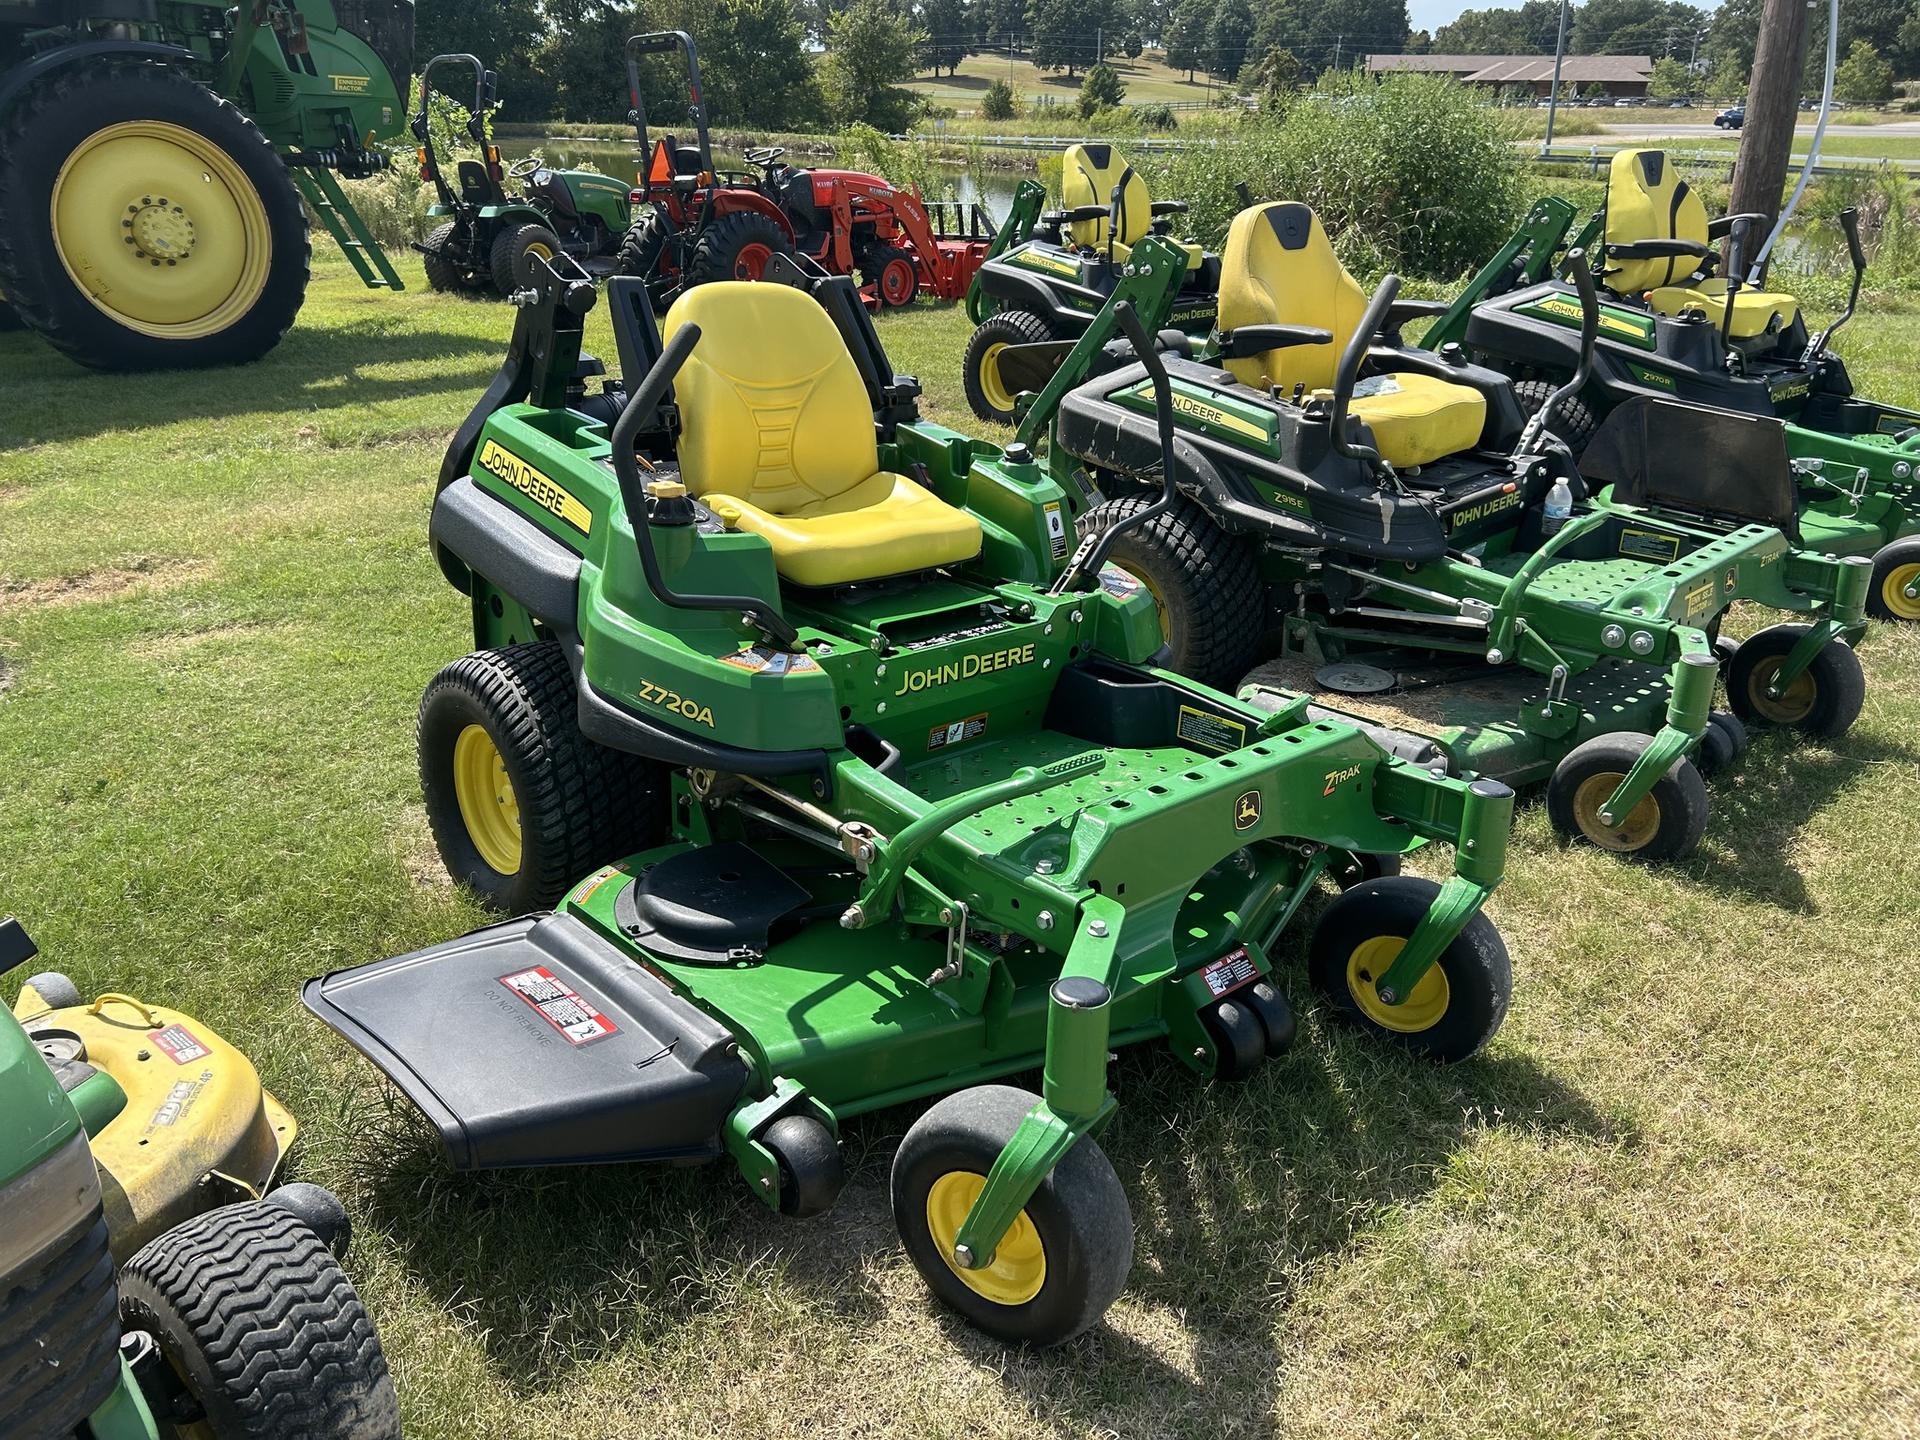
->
[1599,121,1920,138]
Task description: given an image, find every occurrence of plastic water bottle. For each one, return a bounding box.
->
[1542,476,1573,535]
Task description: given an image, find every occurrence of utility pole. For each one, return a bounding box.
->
[1729,0,1812,263]
[1543,0,1570,150]
[1333,32,1343,70]
[1096,27,1103,65]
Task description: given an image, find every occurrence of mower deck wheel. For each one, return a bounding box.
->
[863,244,918,307]
[1307,876,1511,1062]
[1694,719,1736,779]
[1866,537,1920,622]
[1708,709,1748,759]
[490,221,561,295]
[1546,732,1708,862]
[1201,996,1265,1080]
[764,1114,845,1218]
[962,309,1057,425]
[1725,624,1865,738]
[1241,979,1297,1057]
[893,1085,1132,1346]
[1077,494,1265,691]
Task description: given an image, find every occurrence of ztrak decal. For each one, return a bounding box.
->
[1233,789,1262,831]
[1628,363,1677,392]
[635,680,716,727]
[1518,294,1657,350]
[477,438,594,536]
[1322,763,1363,796]
[1449,489,1523,529]
[892,643,1036,695]
[498,966,619,1045]
[1177,705,1248,753]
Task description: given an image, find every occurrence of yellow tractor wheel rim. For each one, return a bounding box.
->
[452,724,522,875]
[926,1170,1046,1307]
[1570,770,1664,852]
[978,341,1014,413]
[1345,935,1450,1033]
[1880,562,1920,621]
[1746,656,1817,724]
[1113,561,1170,637]
[526,240,554,261]
[49,121,272,339]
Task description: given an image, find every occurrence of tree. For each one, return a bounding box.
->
[659,0,825,128]
[1078,61,1127,114]
[1027,0,1095,77]
[1207,0,1255,82]
[823,0,926,129]
[1246,45,1300,110]
[919,0,972,76]
[1834,37,1895,105]
[533,0,643,123]
[971,0,1028,50]
[1432,0,1561,55]
[1570,0,1712,62]
[981,76,1019,117]
[1647,56,1693,99]
[1164,0,1211,81]
[1899,10,1920,80]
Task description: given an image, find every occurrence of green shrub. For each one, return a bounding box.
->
[1135,103,1180,130]
[1078,63,1127,119]
[981,78,1018,120]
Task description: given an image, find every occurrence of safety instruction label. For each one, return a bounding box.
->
[1176,705,1247,753]
[499,966,620,1045]
[149,1023,211,1066]
[1200,947,1258,998]
[720,646,821,676]
[1044,501,1069,560]
[569,864,626,906]
[1618,528,1680,563]
[1098,564,1144,599]
[928,712,989,751]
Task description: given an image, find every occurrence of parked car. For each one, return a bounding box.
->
[1715,105,1745,128]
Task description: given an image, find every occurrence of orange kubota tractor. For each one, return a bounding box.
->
[613,31,995,309]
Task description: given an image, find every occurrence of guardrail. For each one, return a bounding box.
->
[1529,145,1920,181]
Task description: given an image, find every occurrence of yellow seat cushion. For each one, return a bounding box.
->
[662,282,981,587]
[1349,372,1488,468]
[705,472,982,589]
[1647,279,1800,339]
[1603,149,1711,295]
[1062,143,1152,251]
[1218,202,1370,391]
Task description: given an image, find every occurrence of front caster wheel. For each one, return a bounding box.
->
[1546,732,1709,861]
[893,1085,1132,1346]
[1725,624,1866,738]
[1308,876,1511,1063]
[763,1114,845,1218]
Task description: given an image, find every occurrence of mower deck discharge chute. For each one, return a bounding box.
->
[962,145,1219,423]
[1047,205,1870,862]
[306,255,1520,1345]
[1432,148,1920,622]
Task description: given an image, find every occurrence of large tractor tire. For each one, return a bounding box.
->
[0,63,310,371]
[0,297,21,331]
[488,221,562,295]
[421,219,485,293]
[686,210,792,287]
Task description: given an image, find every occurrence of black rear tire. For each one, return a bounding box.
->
[1725,623,1865,738]
[418,642,666,913]
[119,1201,400,1440]
[0,63,310,370]
[0,298,21,331]
[1512,377,1599,450]
[489,220,562,294]
[864,243,919,307]
[963,309,1059,424]
[686,210,792,287]
[422,219,483,292]
[1077,494,1266,690]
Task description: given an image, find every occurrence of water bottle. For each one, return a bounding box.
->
[1542,476,1573,535]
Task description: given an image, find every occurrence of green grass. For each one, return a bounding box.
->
[5,250,1920,1438]
[907,51,1227,111]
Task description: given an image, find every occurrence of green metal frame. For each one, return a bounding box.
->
[966,178,1048,326]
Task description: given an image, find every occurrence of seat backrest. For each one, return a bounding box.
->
[661,282,878,514]
[1217,202,1369,391]
[1604,149,1710,293]
[1061,144,1151,251]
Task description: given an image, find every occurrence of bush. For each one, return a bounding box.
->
[1135,103,1180,130]
[1078,63,1127,119]
[1139,72,1524,279]
[981,78,1018,120]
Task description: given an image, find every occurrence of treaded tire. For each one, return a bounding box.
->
[1512,377,1599,450]
[1077,494,1266,690]
[421,219,482,292]
[1725,623,1866,739]
[1308,876,1512,1063]
[616,206,668,280]
[863,243,919,307]
[686,210,792,288]
[1545,731,1709,862]
[893,1085,1132,1346]
[118,1201,400,1440]
[489,221,562,294]
[963,309,1058,424]
[0,63,309,370]
[419,642,666,913]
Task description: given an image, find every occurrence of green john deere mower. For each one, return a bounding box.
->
[304,255,1521,1346]
[1,917,399,1439]
[1035,205,1870,863]
[1428,149,1920,623]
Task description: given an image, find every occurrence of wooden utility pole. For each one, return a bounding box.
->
[1728,0,1812,267]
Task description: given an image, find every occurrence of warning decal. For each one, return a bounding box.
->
[1618,527,1681,564]
[1098,564,1144,599]
[499,966,620,1045]
[149,1023,211,1066]
[720,646,821,676]
[1044,501,1069,560]
[928,712,989,750]
[1200,947,1258,998]
[1176,704,1247,753]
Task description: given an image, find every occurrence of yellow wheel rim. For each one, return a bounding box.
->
[1346,935,1450,1033]
[1880,562,1920,621]
[526,240,554,261]
[1570,770,1664,853]
[1746,657,1817,724]
[50,121,273,339]
[978,341,1014,413]
[452,724,522,875]
[1113,561,1170,636]
[925,1171,1046,1307]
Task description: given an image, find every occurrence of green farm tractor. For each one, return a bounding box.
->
[0,0,410,370]
[413,52,636,295]
[304,256,1521,1345]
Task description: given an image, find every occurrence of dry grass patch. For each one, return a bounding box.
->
[0,556,205,613]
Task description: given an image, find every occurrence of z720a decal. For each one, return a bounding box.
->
[635,680,715,727]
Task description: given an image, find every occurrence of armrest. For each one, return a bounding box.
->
[1218,324,1333,359]
[1149,200,1189,216]
[1708,212,1769,240]
[1042,205,1108,226]
[1383,298,1448,329]
[1605,238,1711,262]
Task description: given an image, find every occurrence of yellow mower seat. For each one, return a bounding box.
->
[1220,202,1486,468]
[1062,143,1151,251]
[1648,280,1800,339]
[663,282,981,587]
[1603,149,1712,294]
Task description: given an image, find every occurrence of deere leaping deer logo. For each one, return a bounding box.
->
[1233,789,1262,831]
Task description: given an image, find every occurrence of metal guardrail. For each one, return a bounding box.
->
[900,132,1200,152]
[1530,145,1920,181]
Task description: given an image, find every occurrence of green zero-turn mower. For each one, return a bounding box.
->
[413,52,636,296]
[0,917,400,1439]
[1425,148,1920,623]
[1036,204,1872,864]
[961,143,1219,425]
[302,253,1523,1346]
